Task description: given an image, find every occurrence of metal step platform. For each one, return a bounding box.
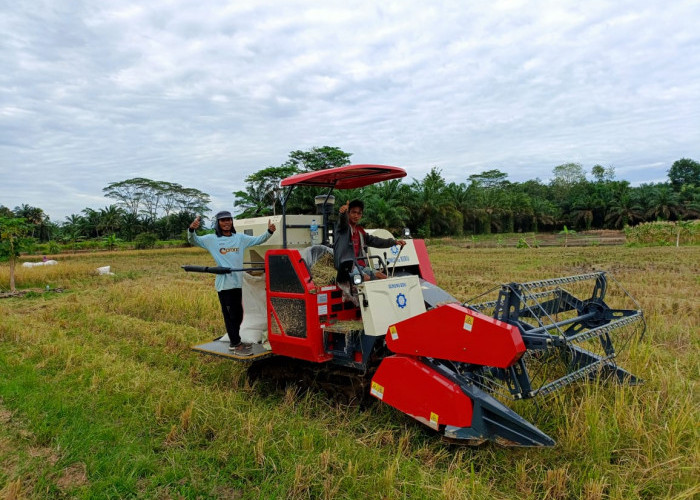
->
[191,339,275,361]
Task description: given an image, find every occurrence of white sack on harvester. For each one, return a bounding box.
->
[240,272,268,346]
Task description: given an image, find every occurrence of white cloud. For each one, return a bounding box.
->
[1,0,698,220]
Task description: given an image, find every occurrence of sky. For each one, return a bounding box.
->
[1,0,699,222]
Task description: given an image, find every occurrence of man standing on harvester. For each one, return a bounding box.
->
[188,211,276,356]
[334,199,406,281]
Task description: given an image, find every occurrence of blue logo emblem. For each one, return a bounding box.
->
[390,245,400,255]
[396,293,407,309]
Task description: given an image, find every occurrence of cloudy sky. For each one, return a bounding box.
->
[1,0,698,221]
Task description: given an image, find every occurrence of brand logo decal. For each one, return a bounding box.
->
[388,282,406,289]
[219,247,240,254]
[396,293,407,309]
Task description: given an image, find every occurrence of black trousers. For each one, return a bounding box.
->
[217,288,243,345]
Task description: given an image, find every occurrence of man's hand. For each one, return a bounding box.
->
[268,219,276,233]
[339,200,350,214]
[395,239,406,247]
[189,215,201,230]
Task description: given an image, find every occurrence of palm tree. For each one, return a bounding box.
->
[679,185,700,220]
[363,195,407,233]
[530,198,558,233]
[606,192,643,229]
[479,188,506,234]
[499,190,522,234]
[233,183,274,218]
[13,204,46,239]
[645,185,683,221]
[509,191,534,233]
[406,168,454,237]
[61,214,87,249]
[446,182,482,234]
[98,205,125,235]
[571,195,597,231]
[362,180,408,232]
[119,212,144,242]
[81,208,102,238]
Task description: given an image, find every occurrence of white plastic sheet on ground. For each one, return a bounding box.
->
[22,260,58,267]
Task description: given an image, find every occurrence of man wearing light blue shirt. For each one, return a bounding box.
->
[188,211,275,355]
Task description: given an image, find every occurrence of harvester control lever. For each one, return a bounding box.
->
[389,244,404,277]
[181,265,266,274]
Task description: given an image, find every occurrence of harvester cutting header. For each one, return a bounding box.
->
[184,164,645,447]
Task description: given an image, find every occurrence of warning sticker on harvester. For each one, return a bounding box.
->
[429,412,439,429]
[389,325,399,341]
[463,314,474,332]
[370,381,385,400]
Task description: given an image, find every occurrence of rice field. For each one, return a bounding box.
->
[0,244,698,499]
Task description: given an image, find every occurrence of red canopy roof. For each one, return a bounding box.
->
[280,164,406,189]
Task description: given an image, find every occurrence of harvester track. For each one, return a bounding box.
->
[247,356,376,406]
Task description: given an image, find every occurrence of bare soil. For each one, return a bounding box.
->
[461,230,625,248]
[0,288,65,299]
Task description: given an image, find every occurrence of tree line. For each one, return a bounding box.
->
[1,149,699,246]
[234,148,700,237]
[1,179,210,246]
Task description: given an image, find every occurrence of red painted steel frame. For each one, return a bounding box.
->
[412,239,436,285]
[265,249,332,363]
[386,303,526,368]
[264,249,359,363]
[371,355,473,429]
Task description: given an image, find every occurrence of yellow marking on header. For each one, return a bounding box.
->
[370,381,385,400]
[389,325,399,340]
[463,314,474,332]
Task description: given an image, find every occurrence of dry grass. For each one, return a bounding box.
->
[0,244,698,499]
[310,252,337,287]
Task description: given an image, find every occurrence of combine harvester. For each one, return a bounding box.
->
[184,164,645,447]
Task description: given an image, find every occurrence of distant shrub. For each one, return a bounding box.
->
[23,238,38,255]
[47,241,61,254]
[625,221,699,246]
[74,240,103,251]
[103,234,122,251]
[133,232,158,250]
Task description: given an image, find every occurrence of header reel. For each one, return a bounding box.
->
[466,271,645,402]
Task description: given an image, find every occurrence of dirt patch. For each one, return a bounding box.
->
[455,230,626,248]
[56,462,88,491]
[28,446,59,465]
[0,288,65,299]
[0,409,12,424]
[212,486,244,499]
